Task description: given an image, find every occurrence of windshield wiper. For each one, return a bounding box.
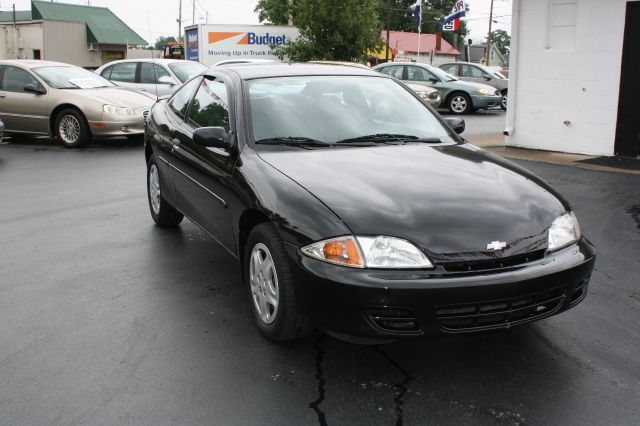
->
[255,137,332,147]
[336,134,442,144]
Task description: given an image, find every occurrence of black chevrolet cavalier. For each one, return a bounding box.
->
[144,63,595,342]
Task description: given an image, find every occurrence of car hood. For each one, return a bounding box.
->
[68,87,156,108]
[258,143,567,261]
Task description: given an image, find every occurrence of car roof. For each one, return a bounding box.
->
[211,62,380,80]
[441,61,489,70]
[0,59,72,69]
[99,58,191,66]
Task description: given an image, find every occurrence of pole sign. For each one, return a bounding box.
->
[185,27,199,61]
[196,25,299,65]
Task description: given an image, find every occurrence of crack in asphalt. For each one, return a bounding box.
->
[375,346,415,426]
[309,334,327,426]
[627,205,640,230]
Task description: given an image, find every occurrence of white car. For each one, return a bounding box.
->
[95,59,207,97]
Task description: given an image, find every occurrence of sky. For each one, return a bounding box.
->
[0,0,511,46]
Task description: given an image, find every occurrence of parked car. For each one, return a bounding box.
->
[144,63,595,343]
[373,62,502,114]
[406,83,441,108]
[0,60,155,147]
[95,59,207,97]
[440,61,509,110]
[214,59,278,66]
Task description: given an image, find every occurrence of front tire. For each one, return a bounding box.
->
[147,155,183,227]
[54,108,90,148]
[447,93,472,114]
[501,90,508,110]
[245,223,312,341]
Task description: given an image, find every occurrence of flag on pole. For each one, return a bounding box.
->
[413,3,421,28]
[442,0,466,31]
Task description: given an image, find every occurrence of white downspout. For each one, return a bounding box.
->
[504,0,521,137]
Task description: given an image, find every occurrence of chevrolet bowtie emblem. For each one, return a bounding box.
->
[487,241,507,251]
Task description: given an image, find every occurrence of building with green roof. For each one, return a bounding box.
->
[0,1,148,68]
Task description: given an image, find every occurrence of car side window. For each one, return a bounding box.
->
[139,63,171,84]
[441,64,458,76]
[379,65,404,79]
[169,77,201,118]
[1,66,40,92]
[99,66,113,80]
[461,65,485,78]
[185,78,230,130]
[407,66,437,82]
[109,63,137,83]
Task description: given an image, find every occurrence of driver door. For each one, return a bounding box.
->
[170,76,237,253]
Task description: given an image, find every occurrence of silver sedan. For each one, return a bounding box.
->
[0,60,156,147]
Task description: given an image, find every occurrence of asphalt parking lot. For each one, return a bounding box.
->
[1,114,639,425]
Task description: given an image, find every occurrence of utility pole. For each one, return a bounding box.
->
[484,0,495,65]
[178,0,183,40]
[385,0,391,61]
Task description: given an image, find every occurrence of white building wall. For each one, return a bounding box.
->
[43,20,101,68]
[507,0,636,155]
[0,22,44,60]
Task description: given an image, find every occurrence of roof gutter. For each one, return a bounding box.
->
[504,0,521,137]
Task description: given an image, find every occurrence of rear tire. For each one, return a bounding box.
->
[54,108,90,148]
[244,223,312,341]
[447,93,472,114]
[500,90,508,110]
[147,154,183,227]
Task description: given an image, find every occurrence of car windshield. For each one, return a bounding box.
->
[427,66,458,82]
[34,66,114,89]
[248,76,454,145]
[168,61,207,82]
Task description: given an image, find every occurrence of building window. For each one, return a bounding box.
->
[33,49,41,60]
[547,0,577,51]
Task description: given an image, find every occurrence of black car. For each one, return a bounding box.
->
[144,63,595,342]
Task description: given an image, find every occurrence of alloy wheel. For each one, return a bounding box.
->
[59,115,81,144]
[249,243,279,324]
[501,93,508,109]
[149,164,161,215]
[450,95,468,113]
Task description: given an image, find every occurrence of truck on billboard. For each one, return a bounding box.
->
[183,24,300,66]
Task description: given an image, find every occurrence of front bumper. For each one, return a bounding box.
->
[88,119,146,137]
[285,239,596,339]
[470,95,502,110]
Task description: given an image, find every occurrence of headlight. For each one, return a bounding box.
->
[548,212,581,251]
[103,104,135,115]
[301,235,433,269]
[428,91,440,100]
[478,89,489,95]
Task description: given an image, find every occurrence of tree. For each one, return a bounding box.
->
[490,29,511,55]
[154,36,177,51]
[267,0,382,62]
[254,0,289,25]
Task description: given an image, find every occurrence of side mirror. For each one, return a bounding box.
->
[484,75,493,81]
[428,77,439,83]
[445,117,465,134]
[158,75,176,85]
[24,83,45,95]
[193,126,229,149]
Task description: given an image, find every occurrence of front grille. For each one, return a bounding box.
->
[365,306,422,334]
[435,288,565,332]
[440,250,546,274]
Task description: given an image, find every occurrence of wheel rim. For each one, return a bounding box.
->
[149,164,161,215]
[249,243,279,325]
[59,115,81,144]
[450,96,467,113]
[501,93,508,109]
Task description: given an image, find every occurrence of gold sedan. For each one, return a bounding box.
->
[0,60,156,147]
